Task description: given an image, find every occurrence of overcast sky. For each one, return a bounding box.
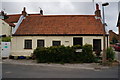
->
[0,0,120,34]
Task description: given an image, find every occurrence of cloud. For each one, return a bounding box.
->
[1,1,119,33]
[2,0,120,2]
[118,1,120,12]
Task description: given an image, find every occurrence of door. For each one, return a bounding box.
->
[73,37,83,46]
[93,39,101,51]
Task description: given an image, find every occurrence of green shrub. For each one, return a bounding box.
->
[110,41,113,44]
[72,45,82,49]
[33,44,96,63]
[106,47,115,61]
[95,50,101,58]
[2,37,11,42]
[82,44,95,63]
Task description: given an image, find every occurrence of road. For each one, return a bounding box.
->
[2,63,118,78]
[1,51,119,79]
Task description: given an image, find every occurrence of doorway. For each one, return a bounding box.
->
[93,39,101,51]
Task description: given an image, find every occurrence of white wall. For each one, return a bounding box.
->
[0,19,11,36]
[11,36,109,56]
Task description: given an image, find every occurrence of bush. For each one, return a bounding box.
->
[95,50,101,57]
[2,37,11,42]
[33,44,96,63]
[82,44,96,63]
[106,47,115,61]
[72,45,82,49]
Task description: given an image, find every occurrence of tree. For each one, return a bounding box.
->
[112,37,118,44]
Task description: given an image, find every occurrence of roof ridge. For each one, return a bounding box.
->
[7,14,22,16]
[29,15,95,17]
[7,14,95,17]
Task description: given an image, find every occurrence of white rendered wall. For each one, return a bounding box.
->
[11,36,109,56]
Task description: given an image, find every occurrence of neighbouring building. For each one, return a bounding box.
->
[117,12,120,42]
[0,10,21,37]
[0,19,11,37]
[10,4,109,57]
[109,30,119,43]
[0,11,13,37]
[109,12,120,43]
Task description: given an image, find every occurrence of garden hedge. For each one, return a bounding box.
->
[33,44,96,63]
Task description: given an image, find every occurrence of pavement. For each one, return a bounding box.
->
[2,59,115,70]
[115,51,120,61]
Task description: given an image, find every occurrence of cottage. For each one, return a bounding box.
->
[10,4,109,57]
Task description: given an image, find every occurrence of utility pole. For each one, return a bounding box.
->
[102,3,109,65]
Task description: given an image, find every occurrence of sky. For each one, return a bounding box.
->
[0,0,120,34]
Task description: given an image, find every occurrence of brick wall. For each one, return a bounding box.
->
[109,30,119,42]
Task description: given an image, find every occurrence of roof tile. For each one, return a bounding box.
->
[15,15,104,35]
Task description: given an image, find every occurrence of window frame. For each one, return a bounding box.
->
[24,39,32,49]
[73,37,83,46]
[52,41,61,46]
[37,39,45,48]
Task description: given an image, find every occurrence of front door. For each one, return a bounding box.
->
[93,39,101,51]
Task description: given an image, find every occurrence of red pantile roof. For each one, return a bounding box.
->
[3,14,21,27]
[3,14,40,27]
[14,15,104,35]
[5,14,21,23]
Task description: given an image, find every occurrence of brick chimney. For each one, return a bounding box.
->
[0,10,8,19]
[95,4,101,19]
[0,10,5,19]
[22,7,27,17]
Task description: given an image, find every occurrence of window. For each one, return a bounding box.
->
[73,37,83,46]
[37,40,44,47]
[52,41,61,46]
[24,40,32,49]
[93,39,101,51]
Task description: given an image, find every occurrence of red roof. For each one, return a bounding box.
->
[3,14,40,27]
[5,14,21,23]
[14,15,104,35]
[3,14,21,27]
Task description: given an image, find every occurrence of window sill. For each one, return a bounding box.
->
[93,50,102,52]
[24,48,32,49]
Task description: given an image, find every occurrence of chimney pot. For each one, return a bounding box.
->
[96,4,99,10]
[40,10,43,15]
[23,7,26,11]
[39,8,43,15]
[22,7,27,17]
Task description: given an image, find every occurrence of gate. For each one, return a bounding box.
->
[0,42,10,58]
